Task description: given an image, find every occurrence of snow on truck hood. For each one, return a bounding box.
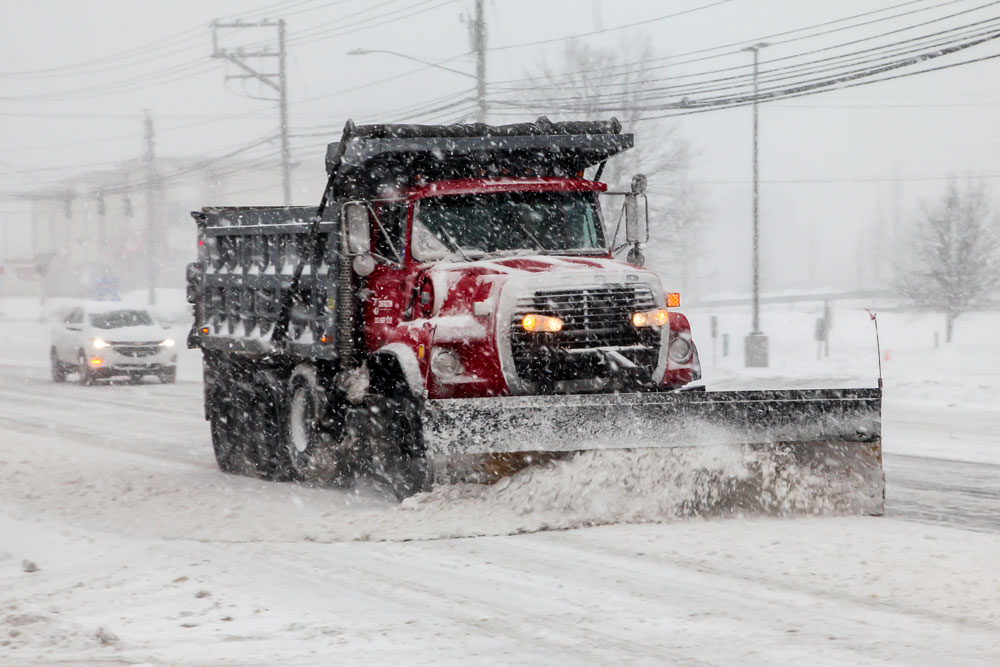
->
[421,254,666,316]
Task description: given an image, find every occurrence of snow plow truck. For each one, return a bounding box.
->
[186,117,884,512]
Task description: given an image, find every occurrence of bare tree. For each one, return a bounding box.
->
[895,180,1000,342]
[514,38,707,296]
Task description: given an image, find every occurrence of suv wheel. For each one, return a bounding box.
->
[77,351,94,386]
[50,348,67,383]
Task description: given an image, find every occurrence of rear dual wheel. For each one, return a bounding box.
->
[206,359,292,480]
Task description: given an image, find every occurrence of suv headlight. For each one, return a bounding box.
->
[158,338,175,348]
[92,338,110,349]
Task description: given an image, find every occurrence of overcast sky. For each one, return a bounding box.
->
[2,0,998,295]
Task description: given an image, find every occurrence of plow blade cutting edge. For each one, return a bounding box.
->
[422,388,884,516]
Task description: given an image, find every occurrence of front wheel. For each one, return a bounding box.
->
[50,348,67,383]
[76,351,94,386]
[369,395,434,499]
[159,368,177,384]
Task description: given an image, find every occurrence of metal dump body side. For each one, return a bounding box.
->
[190,205,343,360]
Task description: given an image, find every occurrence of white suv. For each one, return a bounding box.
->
[50,302,178,384]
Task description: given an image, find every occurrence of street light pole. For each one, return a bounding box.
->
[743,42,768,367]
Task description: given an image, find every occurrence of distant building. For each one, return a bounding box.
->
[16,153,325,300]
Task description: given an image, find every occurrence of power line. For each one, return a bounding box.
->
[640,49,1000,120]
[650,172,1000,186]
[486,0,733,52]
[491,0,972,87]
[0,0,333,77]
[489,18,1000,114]
[517,16,1000,107]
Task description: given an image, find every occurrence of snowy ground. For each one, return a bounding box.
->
[1,294,998,665]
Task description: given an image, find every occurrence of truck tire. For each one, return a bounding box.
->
[206,359,248,474]
[50,348,67,383]
[286,364,357,485]
[248,369,293,481]
[369,394,434,499]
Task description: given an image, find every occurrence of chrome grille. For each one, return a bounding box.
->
[510,284,658,354]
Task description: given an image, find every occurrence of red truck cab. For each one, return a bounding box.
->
[359,175,700,400]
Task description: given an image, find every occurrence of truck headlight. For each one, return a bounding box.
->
[92,338,110,349]
[632,308,669,327]
[521,313,563,333]
[430,348,462,378]
[668,337,693,364]
[158,338,175,348]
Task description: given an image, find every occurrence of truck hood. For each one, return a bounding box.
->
[420,255,665,317]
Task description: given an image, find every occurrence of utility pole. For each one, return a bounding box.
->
[743,42,768,368]
[472,0,487,122]
[211,18,291,205]
[144,110,157,306]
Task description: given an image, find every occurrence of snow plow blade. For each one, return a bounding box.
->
[423,388,884,516]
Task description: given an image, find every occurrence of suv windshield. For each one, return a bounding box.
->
[89,310,154,329]
[412,190,606,261]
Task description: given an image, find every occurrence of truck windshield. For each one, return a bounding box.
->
[412,190,606,261]
[89,310,154,329]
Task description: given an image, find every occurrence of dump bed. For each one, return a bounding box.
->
[190,205,342,357]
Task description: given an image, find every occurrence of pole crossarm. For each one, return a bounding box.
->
[213,52,281,92]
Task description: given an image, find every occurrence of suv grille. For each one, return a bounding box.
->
[111,342,161,357]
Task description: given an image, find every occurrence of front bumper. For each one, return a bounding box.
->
[86,347,177,375]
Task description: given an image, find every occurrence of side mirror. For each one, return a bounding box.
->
[344,204,370,255]
[343,203,375,276]
[624,173,649,266]
[624,194,642,243]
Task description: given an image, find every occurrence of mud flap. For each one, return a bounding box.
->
[422,388,884,515]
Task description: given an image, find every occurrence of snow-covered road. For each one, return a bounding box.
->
[2,355,1000,664]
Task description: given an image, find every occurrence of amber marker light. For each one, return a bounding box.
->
[521,314,538,331]
[90,358,103,365]
[201,327,209,334]
[666,292,681,308]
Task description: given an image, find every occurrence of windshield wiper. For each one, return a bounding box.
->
[512,218,550,253]
[421,217,472,262]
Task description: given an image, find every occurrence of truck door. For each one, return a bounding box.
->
[365,202,409,351]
